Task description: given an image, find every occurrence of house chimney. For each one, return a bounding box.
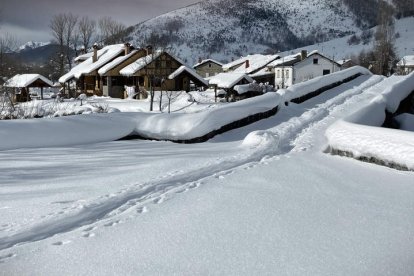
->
[301,50,307,61]
[245,59,250,69]
[79,46,86,55]
[198,57,202,64]
[124,42,131,55]
[92,43,99,62]
[146,45,153,55]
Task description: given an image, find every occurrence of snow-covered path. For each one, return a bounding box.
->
[1,75,414,275]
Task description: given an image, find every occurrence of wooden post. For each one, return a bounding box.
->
[41,86,44,100]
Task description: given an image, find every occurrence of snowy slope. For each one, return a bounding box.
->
[127,0,414,65]
[18,41,51,52]
[128,0,366,65]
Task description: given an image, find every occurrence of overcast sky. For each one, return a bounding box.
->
[0,0,200,45]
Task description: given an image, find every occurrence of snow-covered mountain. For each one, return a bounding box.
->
[127,0,413,65]
[18,41,51,52]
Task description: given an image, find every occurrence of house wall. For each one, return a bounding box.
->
[274,54,340,88]
[195,62,223,78]
[294,54,340,84]
[274,66,294,88]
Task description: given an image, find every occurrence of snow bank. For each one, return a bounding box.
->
[0,114,135,151]
[278,66,372,102]
[241,130,278,149]
[131,92,282,141]
[0,93,282,150]
[395,113,414,131]
[326,72,414,170]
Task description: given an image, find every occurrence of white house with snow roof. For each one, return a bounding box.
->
[397,55,414,75]
[270,50,340,89]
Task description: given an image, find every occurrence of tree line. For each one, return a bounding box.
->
[49,13,129,78]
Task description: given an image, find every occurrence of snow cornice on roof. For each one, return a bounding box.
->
[4,74,53,88]
[193,59,223,68]
[169,65,209,86]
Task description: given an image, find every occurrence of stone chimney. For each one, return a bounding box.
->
[301,50,308,61]
[124,42,131,55]
[245,59,250,69]
[198,57,202,64]
[146,45,153,55]
[92,43,99,62]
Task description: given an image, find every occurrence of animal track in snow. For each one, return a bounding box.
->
[52,240,71,246]
[136,206,149,214]
[82,232,95,238]
[0,253,16,263]
[104,220,121,227]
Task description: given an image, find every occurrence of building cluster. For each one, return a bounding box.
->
[4,42,413,103]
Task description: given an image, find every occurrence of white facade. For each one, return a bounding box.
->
[274,53,340,89]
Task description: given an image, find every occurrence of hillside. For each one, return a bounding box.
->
[127,0,412,65]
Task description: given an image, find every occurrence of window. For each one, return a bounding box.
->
[277,70,280,78]
[313,58,319,64]
[285,69,289,78]
[208,63,212,68]
[166,60,172,68]
[323,69,330,75]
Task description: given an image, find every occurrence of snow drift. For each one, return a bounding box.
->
[326,72,414,170]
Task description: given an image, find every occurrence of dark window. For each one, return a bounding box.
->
[102,77,108,86]
[323,69,330,75]
[208,63,212,68]
[166,60,172,68]
[313,58,318,64]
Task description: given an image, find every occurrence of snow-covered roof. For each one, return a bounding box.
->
[249,67,274,78]
[74,52,93,62]
[169,65,209,86]
[119,51,163,77]
[234,83,263,95]
[4,74,53,88]
[231,54,280,74]
[59,44,126,83]
[98,50,139,75]
[336,59,352,65]
[268,53,301,67]
[223,54,279,73]
[397,55,414,67]
[209,73,254,89]
[193,59,223,68]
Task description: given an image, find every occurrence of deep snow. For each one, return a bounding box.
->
[1,72,413,275]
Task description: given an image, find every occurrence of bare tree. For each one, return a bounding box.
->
[0,33,17,77]
[64,13,78,70]
[165,90,183,114]
[98,16,126,45]
[50,14,68,76]
[373,2,396,76]
[78,16,96,51]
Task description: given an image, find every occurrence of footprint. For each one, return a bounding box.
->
[136,206,149,214]
[153,196,166,204]
[82,232,95,238]
[83,226,97,232]
[0,253,16,263]
[52,240,71,246]
[104,220,121,227]
[189,182,200,189]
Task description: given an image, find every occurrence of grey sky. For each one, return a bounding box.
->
[0,0,200,44]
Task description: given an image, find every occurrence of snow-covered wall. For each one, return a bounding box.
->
[326,72,414,170]
[279,66,371,102]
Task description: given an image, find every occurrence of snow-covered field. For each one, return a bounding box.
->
[1,72,414,275]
